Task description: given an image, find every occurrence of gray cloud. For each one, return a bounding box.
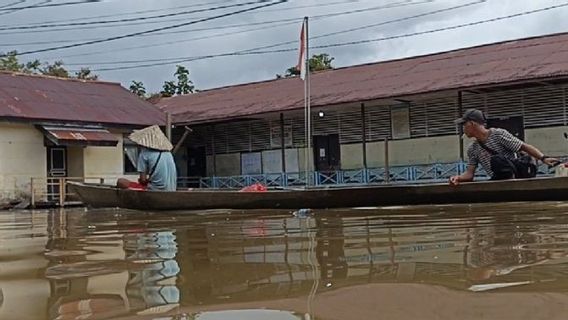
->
[0,0,567,92]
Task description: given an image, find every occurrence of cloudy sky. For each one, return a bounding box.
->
[1,0,567,92]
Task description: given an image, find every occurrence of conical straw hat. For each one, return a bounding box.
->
[128,125,173,151]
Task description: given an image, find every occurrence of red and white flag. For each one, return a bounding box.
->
[296,19,307,80]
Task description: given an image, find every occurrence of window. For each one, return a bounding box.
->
[391,106,411,139]
[270,123,293,148]
[123,137,139,174]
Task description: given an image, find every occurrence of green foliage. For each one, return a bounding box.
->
[75,67,98,80]
[161,80,177,97]
[0,50,98,80]
[41,61,69,78]
[174,65,195,95]
[160,65,195,97]
[129,80,146,98]
[277,53,335,78]
[0,51,24,72]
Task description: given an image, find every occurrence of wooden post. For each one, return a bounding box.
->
[166,112,172,142]
[211,125,217,176]
[458,91,464,161]
[30,178,35,209]
[58,178,65,207]
[280,113,286,173]
[384,138,390,183]
[173,126,193,155]
[361,103,367,169]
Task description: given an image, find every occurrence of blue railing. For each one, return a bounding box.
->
[177,159,565,189]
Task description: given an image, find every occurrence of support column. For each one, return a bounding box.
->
[211,125,216,176]
[166,112,172,142]
[280,113,286,173]
[458,91,464,161]
[384,137,390,183]
[361,103,368,169]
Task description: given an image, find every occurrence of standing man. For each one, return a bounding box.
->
[117,125,177,191]
[449,109,558,185]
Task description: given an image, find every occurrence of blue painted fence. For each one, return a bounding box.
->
[177,160,565,189]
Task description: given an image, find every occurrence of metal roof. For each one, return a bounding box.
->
[40,126,118,147]
[158,32,568,125]
[0,73,165,126]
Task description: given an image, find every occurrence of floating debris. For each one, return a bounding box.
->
[293,208,312,218]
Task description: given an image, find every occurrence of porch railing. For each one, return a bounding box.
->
[178,159,565,189]
[30,176,108,208]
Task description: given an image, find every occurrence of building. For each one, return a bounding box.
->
[0,72,165,202]
[158,32,568,188]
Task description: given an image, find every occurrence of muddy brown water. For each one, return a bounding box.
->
[2,202,568,320]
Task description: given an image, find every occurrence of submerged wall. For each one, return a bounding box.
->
[196,126,568,177]
[0,125,138,202]
[0,123,46,201]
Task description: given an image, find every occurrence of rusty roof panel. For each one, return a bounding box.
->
[0,73,165,126]
[41,126,118,146]
[158,33,568,125]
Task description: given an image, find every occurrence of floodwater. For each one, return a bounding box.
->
[2,203,568,320]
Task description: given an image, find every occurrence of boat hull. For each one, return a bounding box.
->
[68,177,568,210]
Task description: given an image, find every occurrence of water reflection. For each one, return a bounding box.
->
[1,202,568,319]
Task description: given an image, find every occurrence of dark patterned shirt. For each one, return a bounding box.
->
[467,128,524,177]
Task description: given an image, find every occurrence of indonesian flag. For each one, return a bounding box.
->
[297,19,307,80]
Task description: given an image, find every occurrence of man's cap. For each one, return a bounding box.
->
[454,108,485,125]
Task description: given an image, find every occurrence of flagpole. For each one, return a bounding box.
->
[305,16,311,188]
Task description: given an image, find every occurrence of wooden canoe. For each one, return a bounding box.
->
[67,177,568,210]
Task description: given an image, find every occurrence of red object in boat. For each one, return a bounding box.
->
[128,182,147,191]
[239,183,267,192]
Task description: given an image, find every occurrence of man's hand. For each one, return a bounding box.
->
[138,177,149,186]
[449,175,460,186]
[543,157,560,167]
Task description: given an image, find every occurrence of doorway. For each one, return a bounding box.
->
[487,116,525,141]
[47,147,67,201]
[187,146,207,187]
[313,134,341,171]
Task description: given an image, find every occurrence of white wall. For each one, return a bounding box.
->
[461,126,568,162]
[341,144,364,169]
[215,153,241,176]
[83,133,138,185]
[366,135,461,167]
[525,126,568,157]
[0,124,141,202]
[67,146,85,178]
[0,123,46,201]
[199,126,568,177]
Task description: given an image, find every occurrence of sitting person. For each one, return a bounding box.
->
[450,109,558,185]
[117,125,177,191]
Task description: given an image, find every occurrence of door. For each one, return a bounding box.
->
[47,147,67,201]
[187,147,206,188]
[487,116,525,141]
[313,134,341,171]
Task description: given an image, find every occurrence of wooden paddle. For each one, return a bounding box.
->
[172,126,193,155]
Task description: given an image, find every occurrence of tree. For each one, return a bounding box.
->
[277,53,335,78]
[129,80,146,98]
[175,65,195,95]
[0,51,24,72]
[40,61,69,78]
[75,67,98,80]
[160,65,195,97]
[161,80,177,97]
[0,50,98,80]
